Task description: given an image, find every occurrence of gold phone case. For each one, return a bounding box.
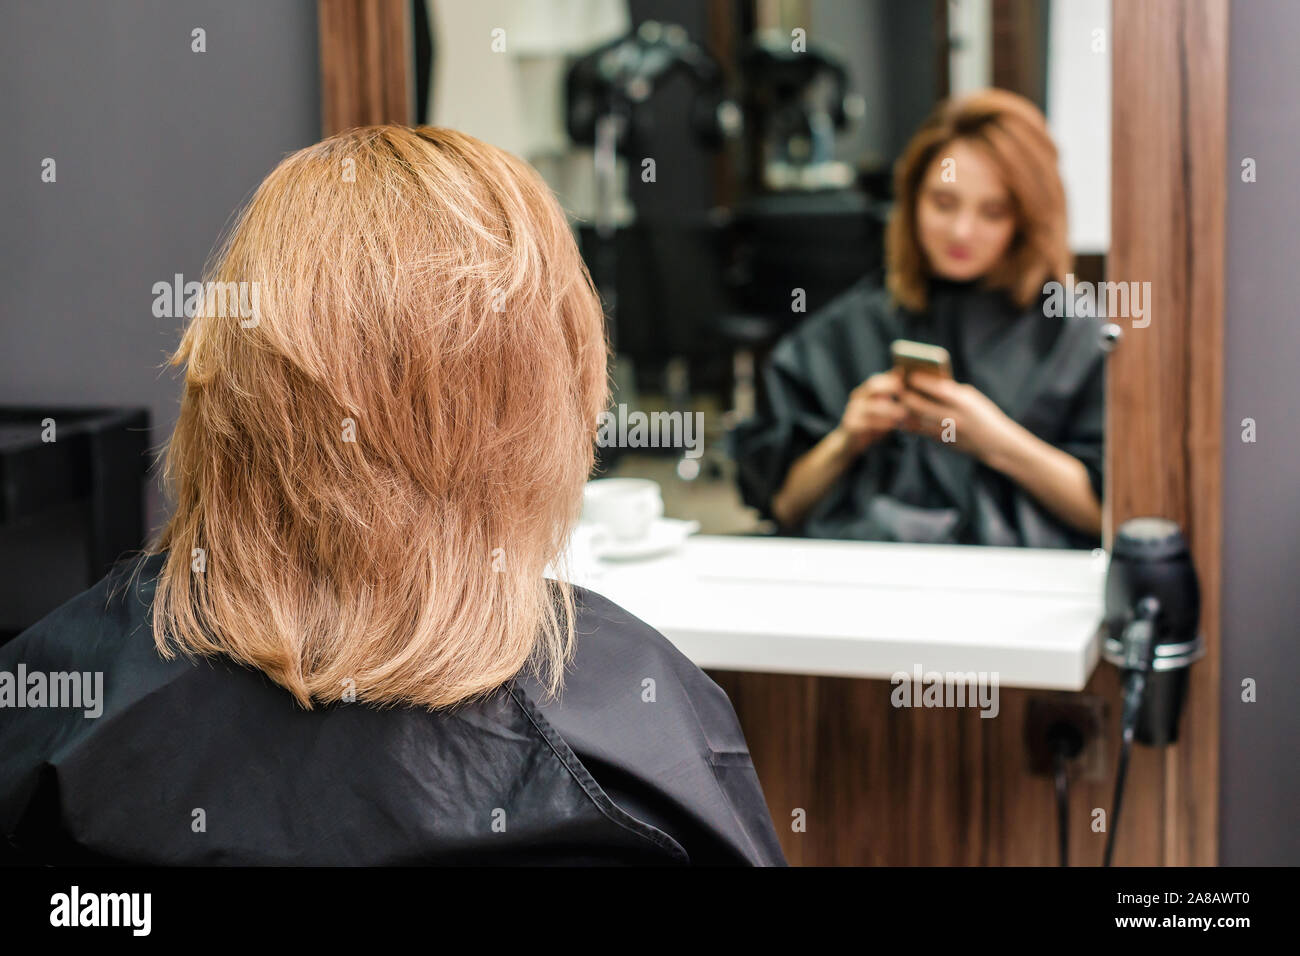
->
[890,339,953,380]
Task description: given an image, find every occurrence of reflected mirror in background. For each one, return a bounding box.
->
[412,0,1111,550]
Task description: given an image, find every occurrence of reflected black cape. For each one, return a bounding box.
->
[732,276,1105,549]
[0,552,786,866]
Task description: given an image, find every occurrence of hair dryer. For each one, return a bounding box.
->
[1099,517,1204,864]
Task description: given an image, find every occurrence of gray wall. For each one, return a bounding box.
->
[0,0,321,542]
[1221,0,1300,866]
[810,0,938,175]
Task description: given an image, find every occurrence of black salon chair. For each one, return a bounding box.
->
[0,406,149,643]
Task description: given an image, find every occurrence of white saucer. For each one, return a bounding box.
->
[590,518,700,561]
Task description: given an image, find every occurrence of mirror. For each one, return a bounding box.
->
[413,0,1111,550]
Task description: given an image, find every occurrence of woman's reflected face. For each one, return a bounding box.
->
[916,138,1017,282]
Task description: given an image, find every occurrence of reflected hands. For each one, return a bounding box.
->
[898,372,1019,464]
[837,369,906,455]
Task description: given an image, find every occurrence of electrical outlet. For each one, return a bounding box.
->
[1025,693,1109,781]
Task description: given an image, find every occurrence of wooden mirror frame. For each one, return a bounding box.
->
[318,0,1226,865]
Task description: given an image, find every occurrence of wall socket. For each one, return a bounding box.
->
[1025,693,1109,781]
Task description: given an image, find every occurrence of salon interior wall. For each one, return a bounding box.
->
[0,0,321,604]
[1046,0,1108,255]
[809,0,937,174]
[811,0,1108,256]
[1220,0,1300,867]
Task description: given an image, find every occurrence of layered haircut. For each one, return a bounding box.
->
[136,126,609,710]
[885,88,1071,313]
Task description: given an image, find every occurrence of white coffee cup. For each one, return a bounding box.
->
[581,478,664,542]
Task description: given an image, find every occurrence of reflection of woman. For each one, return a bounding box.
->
[0,126,784,865]
[733,90,1105,548]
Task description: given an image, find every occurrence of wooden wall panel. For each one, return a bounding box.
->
[318,0,411,135]
[1109,0,1226,868]
[991,0,1047,108]
[712,671,1170,865]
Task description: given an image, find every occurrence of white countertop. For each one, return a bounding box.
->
[554,532,1107,690]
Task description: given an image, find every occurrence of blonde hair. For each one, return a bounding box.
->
[138,126,609,710]
[885,88,1071,312]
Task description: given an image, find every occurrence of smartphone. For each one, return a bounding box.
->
[890,339,953,381]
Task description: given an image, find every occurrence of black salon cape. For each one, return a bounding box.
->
[0,552,786,866]
[732,275,1106,548]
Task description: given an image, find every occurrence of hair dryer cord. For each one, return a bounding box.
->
[1103,669,1146,866]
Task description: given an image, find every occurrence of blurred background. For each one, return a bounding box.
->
[411,0,1110,535]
